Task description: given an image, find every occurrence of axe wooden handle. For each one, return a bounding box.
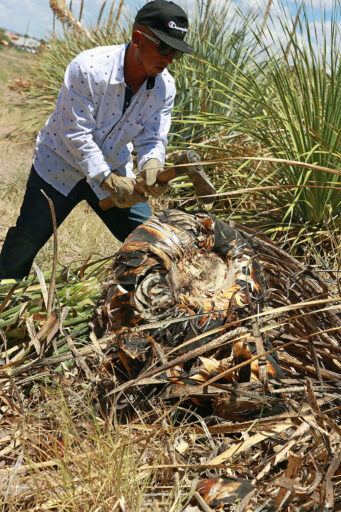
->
[99,195,118,211]
[99,150,216,210]
[133,166,180,193]
[99,166,180,211]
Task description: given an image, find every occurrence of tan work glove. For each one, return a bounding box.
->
[139,159,169,198]
[101,172,147,208]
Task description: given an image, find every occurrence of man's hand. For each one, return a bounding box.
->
[139,159,169,198]
[101,172,147,208]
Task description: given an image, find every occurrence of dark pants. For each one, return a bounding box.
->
[0,167,151,279]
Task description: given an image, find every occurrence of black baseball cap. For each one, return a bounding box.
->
[134,0,194,54]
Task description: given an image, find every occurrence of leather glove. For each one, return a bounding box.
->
[139,159,169,198]
[101,171,147,208]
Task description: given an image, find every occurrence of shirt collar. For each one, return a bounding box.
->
[146,76,156,89]
[109,44,127,85]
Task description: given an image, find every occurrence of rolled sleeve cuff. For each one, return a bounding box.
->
[76,154,112,184]
[138,149,165,173]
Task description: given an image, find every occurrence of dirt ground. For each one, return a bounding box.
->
[0,47,122,273]
[0,49,34,232]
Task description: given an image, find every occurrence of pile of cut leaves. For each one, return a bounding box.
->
[1,209,341,511]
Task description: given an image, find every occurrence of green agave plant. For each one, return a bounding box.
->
[240,3,341,231]
[169,0,264,145]
[0,259,108,353]
[178,1,341,254]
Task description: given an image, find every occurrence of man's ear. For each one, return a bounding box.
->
[132,30,142,47]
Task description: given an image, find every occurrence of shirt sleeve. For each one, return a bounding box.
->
[134,87,175,171]
[56,58,112,185]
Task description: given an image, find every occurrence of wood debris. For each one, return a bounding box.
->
[1,208,341,510]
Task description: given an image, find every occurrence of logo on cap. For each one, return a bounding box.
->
[168,21,187,33]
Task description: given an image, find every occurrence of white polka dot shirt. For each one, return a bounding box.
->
[33,44,176,200]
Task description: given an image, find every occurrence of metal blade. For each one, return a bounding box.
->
[177,150,216,204]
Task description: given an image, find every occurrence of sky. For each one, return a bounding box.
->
[0,0,337,42]
[0,0,133,39]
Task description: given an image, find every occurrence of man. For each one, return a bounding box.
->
[0,0,194,281]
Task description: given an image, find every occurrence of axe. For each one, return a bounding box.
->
[99,150,216,210]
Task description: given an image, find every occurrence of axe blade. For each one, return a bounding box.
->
[180,150,216,204]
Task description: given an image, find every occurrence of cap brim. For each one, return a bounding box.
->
[148,27,194,54]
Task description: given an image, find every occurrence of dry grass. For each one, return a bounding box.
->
[50,0,94,40]
[1,209,340,511]
[0,47,122,273]
[0,49,35,182]
[0,382,191,511]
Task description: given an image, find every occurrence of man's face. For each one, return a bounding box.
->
[132,27,176,76]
